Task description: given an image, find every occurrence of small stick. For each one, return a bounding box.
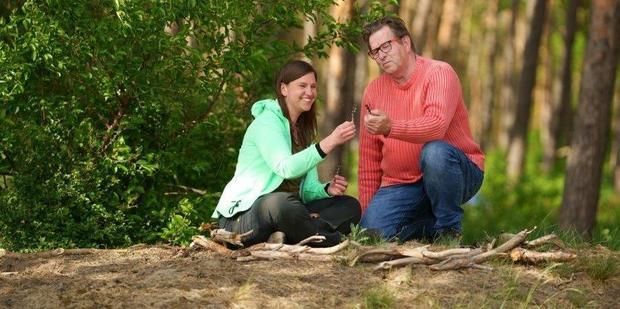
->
[296,235,326,246]
[351,104,358,122]
[365,104,376,115]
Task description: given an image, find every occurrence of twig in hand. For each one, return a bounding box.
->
[351,103,358,122]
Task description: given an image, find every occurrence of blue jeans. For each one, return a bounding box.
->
[360,141,483,241]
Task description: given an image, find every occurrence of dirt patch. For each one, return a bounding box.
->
[1,245,618,308]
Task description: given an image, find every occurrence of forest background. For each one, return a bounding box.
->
[1,0,619,252]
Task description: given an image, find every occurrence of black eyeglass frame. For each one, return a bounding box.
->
[367,36,403,59]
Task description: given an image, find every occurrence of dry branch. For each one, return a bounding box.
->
[422,248,473,259]
[524,234,565,249]
[192,235,233,256]
[510,248,576,263]
[210,229,253,247]
[296,235,326,246]
[249,250,345,262]
[191,227,579,272]
[349,248,404,267]
[374,256,436,270]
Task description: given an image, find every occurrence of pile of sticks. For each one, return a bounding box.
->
[190,227,577,271]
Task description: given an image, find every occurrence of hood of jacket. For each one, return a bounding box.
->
[251,99,286,121]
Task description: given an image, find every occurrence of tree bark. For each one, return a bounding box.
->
[479,1,500,150]
[421,0,445,57]
[435,0,462,61]
[613,80,620,194]
[498,0,519,150]
[542,0,579,172]
[411,0,434,54]
[559,0,620,238]
[507,0,548,178]
[318,0,357,181]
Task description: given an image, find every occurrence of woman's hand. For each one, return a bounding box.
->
[327,175,348,196]
[319,121,356,154]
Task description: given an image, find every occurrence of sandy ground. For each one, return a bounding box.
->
[1,244,619,308]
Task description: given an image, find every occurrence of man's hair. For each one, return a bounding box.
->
[362,16,416,53]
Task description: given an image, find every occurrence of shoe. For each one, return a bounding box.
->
[267,231,286,244]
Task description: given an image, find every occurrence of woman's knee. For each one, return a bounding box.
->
[341,195,362,223]
[257,192,306,221]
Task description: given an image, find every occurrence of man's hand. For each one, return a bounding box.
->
[364,109,391,135]
[327,175,348,196]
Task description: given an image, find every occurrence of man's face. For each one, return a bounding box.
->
[368,26,408,75]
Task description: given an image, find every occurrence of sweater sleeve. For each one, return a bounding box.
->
[358,91,383,212]
[253,115,324,179]
[387,64,461,143]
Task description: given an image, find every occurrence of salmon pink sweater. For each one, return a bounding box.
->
[358,56,484,212]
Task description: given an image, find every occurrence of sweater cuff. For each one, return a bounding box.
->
[315,143,327,158]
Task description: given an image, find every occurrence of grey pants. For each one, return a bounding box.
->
[218,192,361,247]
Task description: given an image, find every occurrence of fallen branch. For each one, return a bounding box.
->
[192,235,233,256]
[422,248,474,259]
[296,235,326,246]
[374,256,436,271]
[249,250,345,262]
[510,248,576,264]
[524,234,565,249]
[210,229,253,247]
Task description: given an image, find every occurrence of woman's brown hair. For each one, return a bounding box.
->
[275,60,318,148]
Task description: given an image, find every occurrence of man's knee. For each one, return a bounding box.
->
[421,141,455,172]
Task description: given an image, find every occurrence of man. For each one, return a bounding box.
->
[358,16,484,241]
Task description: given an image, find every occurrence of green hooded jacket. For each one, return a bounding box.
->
[212,99,329,218]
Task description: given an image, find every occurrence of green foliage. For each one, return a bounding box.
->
[462,138,620,249]
[0,0,387,250]
[348,223,385,245]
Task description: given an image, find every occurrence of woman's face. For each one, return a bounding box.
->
[281,72,317,118]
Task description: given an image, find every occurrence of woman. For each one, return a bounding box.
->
[211,60,361,247]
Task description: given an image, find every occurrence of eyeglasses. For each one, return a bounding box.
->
[367,37,401,59]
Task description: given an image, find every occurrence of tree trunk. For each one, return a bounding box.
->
[559,0,620,239]
[398,0,417,29]
[498,0,519,150]
[507,0,548,178]
[411,0,434,54]
[421,0,445,57]
[318,0,357,181]
[612,81,620,194]
[479,1,500,150]
[542,0,579,172]
[540,0,557,173]
[435,0,462,61]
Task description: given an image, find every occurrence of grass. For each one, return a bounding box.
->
[348,224,386,246]
[362,286,397,309]
[578,254,618,281]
